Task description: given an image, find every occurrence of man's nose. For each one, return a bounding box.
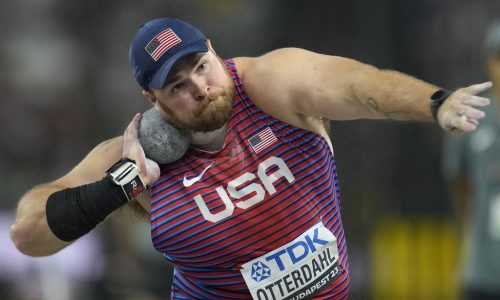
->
[193,80,209,101]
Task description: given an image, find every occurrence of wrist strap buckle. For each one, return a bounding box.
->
[106,158,146,201]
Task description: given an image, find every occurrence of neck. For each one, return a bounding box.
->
[190,125,228,152]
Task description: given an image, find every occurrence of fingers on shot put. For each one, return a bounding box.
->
[123,113,141,150]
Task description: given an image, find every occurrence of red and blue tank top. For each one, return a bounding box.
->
[150,59,350,299]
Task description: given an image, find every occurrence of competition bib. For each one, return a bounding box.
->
[240,222,342,300]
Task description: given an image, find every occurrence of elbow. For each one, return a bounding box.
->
[10,222,52,257]
[10,222,35,256]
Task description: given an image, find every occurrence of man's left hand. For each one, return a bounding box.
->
[438,81,492,133]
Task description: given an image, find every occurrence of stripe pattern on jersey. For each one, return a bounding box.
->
[150,59,350,299]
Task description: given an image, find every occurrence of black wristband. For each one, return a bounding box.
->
[430,89,452,121]
[46,176,128,242]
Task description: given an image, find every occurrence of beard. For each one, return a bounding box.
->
[167,83,235,132]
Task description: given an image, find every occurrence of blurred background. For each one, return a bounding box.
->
[1,0,499,299]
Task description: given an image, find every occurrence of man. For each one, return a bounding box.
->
[11,18,491,299]
[442,20,500,300]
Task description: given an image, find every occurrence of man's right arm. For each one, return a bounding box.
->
[10,137,124,257]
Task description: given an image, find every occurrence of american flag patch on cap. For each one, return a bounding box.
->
[248,127,277,153]
[145,28,181,61]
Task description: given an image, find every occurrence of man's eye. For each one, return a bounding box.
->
[172,83,184,92]
[197,63,207,71]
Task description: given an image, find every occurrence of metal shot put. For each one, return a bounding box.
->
[138,107,191,164]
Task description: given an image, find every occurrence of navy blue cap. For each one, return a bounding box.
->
[129,18,208,89]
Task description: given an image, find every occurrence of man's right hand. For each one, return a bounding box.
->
[122,113,161,187]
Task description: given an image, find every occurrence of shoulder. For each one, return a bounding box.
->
[233,47,320,101]
[231,48,329,134]
[233,47,362,95]
[234,48,316,75]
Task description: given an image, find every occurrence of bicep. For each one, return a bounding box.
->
[243,48,378,122]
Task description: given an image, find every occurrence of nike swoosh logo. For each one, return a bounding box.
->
[183,164,213,187]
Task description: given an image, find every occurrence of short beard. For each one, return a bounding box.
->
[165,84,235,132]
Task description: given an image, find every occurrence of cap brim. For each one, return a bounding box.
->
[149,40,209,89]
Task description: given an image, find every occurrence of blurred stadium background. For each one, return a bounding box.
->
[1,0,499,299]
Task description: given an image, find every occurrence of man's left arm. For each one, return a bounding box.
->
[242,48,491,132]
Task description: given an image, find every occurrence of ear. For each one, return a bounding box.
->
[142,90,157,106]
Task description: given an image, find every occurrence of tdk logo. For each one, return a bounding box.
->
[251,261,271,282]
[265,228,328,271]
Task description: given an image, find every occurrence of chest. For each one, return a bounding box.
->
[149,124,335,263]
